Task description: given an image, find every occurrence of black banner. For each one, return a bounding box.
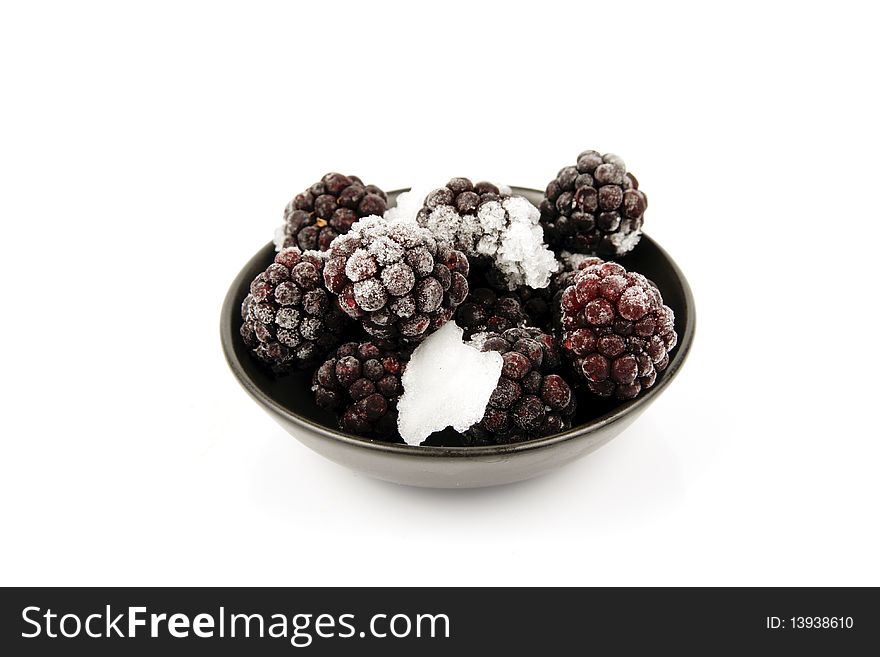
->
[1,587,876,654]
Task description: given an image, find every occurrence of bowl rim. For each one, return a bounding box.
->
[221,187,696,459]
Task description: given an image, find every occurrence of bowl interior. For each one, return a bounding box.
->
[223,187,694,451]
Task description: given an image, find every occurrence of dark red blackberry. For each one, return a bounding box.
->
[552,254,605,295]
[456,287,528,338]
[549,254,605,332]
[312,341,407,438]
[559,260,677,400]
[464,327,575,445]
[275,173,388,252]
[240,248,349,373]
[324,216,469,344]
[540,151,647,257]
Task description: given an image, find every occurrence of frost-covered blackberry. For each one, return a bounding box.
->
[540,151,646,257]
[323,216,469,344]
[554,252,605,293]
[559,260,677,400]
[275,173,387,252]
[240,247,348,373]
[416,178,559,290]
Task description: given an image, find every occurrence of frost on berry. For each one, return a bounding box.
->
[381,262,416,296]
[240,247,348,373]
[416,277,443,313]
[345,249,377,281]
[353,278,388,312]
[417,180,559,290]
[324,215,468,344]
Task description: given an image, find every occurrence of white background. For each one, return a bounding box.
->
[1,1,877,586]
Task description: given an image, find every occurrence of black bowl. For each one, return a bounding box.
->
[221,187,695,488]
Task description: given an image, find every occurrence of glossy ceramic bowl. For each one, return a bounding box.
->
[221,187,695,487]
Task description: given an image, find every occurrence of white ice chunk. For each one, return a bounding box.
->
[605,228,642,255]
[384,185,433,223]
[560,250,599,270]
[475,196,559,290]
[397,322,503,445]
[273,224,287,252]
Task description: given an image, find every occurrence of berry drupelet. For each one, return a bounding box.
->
[323,216,470,344]
[540,150,647,257]
[275,172,388,252]
[559,260,677,400]
[313,341,407,438]
[464,327,576,445]
[240,247,349,373]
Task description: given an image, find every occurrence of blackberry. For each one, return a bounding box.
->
[472,263,553,332]
[540,151,647,257]
[552,253,605,295]
[240,247,348,373]
[549,254,605,332]
[418,178,558,290]
[559,260,677,400]
[456,287,528,338]
[276,173,388,252]
[313,341,407,438]
[416,178,502,255]
[324,216,469,344]
[464,327,576,445]
[420,178,501,214]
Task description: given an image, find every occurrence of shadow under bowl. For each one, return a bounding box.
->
[221,187,695,488]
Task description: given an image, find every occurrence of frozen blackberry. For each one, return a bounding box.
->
[415,178,501,257]
[418,178,559,290]
[418,178,502,236]
[477,264,555,331]
[456,287,528,338]
[275,173,387,252]
[323,216,469,344]
[549,253,606,332]
[466,263,548,331]
[312,341,407,439]
[463,327,575,445]
[240,247,349,373]
[540,151,647,257]
[559,260,677,400]
[552,253,605,295]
